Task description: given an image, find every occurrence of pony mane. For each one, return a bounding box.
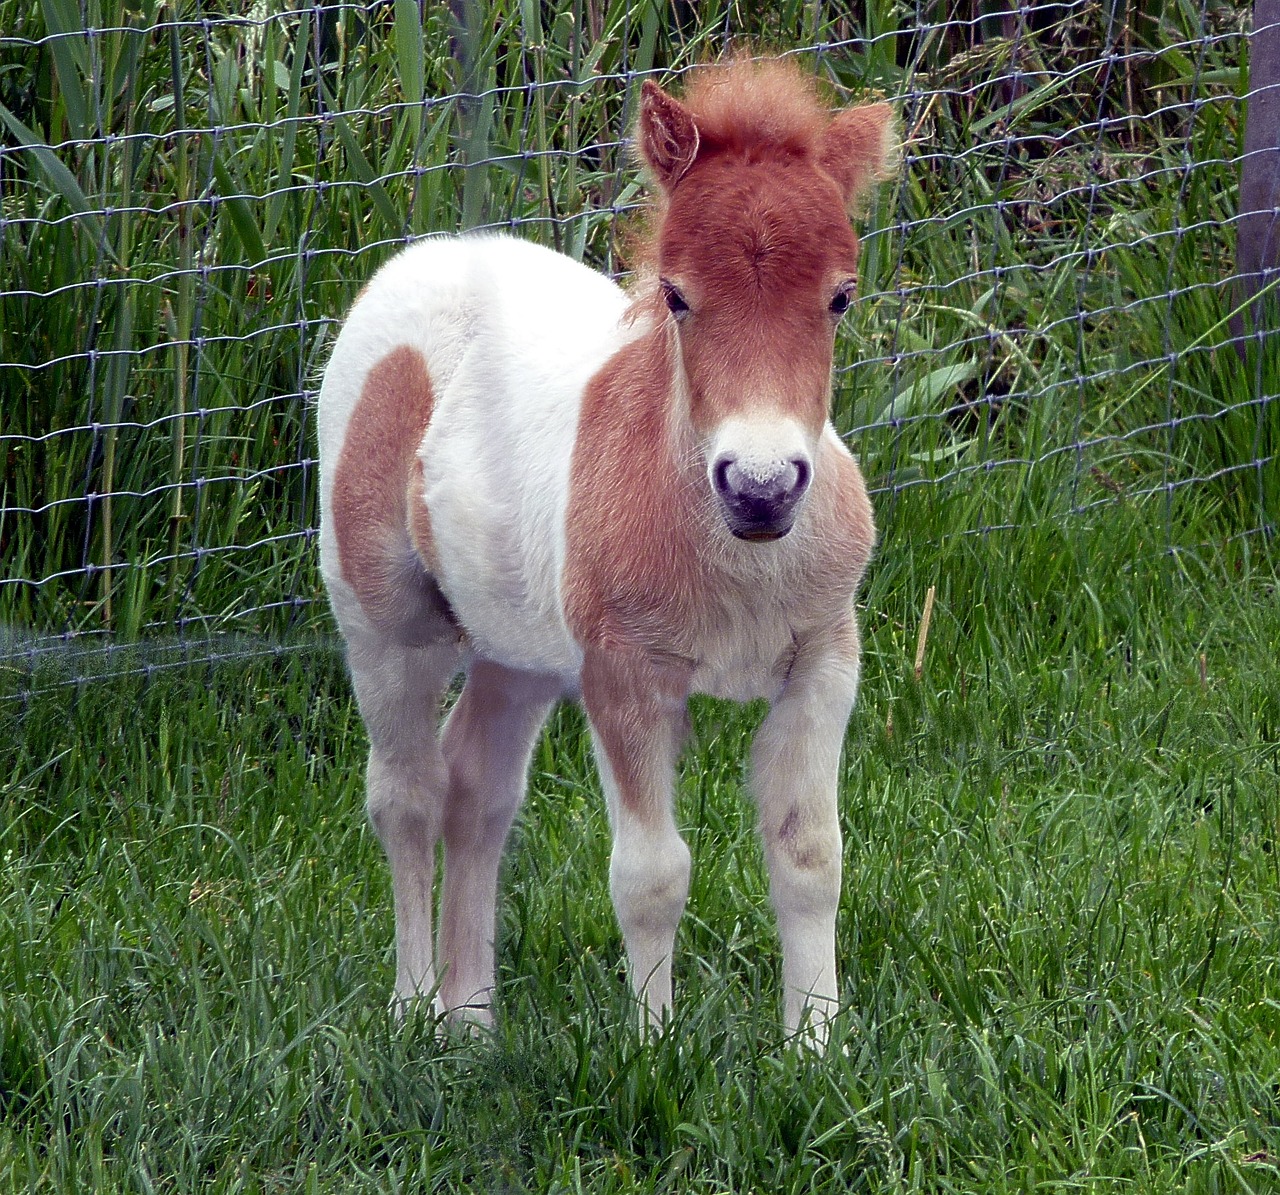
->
[621,57,837,281]
[678,55,832,159]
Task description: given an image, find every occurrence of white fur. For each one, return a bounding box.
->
[706,414,817,487]
[320,235,642,679]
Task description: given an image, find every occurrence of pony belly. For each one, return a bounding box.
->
[427,474,582,683]
[418,366,586,685]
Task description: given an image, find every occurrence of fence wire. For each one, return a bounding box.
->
[1,1,1275,697]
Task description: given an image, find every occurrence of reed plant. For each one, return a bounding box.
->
[0,0,1265,650]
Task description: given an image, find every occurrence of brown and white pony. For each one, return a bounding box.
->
[317,57,897,1046]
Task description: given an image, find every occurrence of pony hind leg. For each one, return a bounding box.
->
[344,624,462,1015]
[436,660,559,1027]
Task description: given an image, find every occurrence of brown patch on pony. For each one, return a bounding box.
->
[565,329,701,808]
[655,148,855,436]
[775,804,824,870]
[581,644,692,819]
[774,800,837,873]
[563,325,710,656]
[332,345,445,636]
[629,59,898,439]
[673,57,832,162]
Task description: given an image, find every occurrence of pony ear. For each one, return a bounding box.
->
[818,102,899,208]
[637,79,701,190]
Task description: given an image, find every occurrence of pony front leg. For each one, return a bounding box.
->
[752,619,862,1048]
[582,647,693,1030]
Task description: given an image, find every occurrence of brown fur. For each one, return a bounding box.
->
[631,59,894,440]
[581,643,693,819]
[406,457,440,574]
[564,333,874,661]
[672,57,833,160]
[332,346,441,636]
[657,150,857,438]
[562,326,713,660]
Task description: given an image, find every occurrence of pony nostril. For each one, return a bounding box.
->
[792,458,811,496]
[713,457,734,497]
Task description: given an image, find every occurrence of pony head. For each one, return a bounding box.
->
[637,59,897,541]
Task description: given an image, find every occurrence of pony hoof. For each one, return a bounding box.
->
[389,992,429,1024]
[437,1004,495,1043]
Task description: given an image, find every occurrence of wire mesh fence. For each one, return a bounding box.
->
[1,1,1275,697]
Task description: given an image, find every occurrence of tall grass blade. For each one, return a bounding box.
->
[0,104,110,260]
[37,0,91,141]
[264,9,310,246]
[394,0,426,108]
[210,152,268,269]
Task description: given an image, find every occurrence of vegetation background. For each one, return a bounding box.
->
[2,0,1277,1190]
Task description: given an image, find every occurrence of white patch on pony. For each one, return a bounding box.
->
[752,626,861,1048]
[321,235,651,684]
[593,733,692,1030]
[705,415,818,486]
[416,241,645,681]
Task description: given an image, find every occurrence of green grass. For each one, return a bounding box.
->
[3,517,1279,1191]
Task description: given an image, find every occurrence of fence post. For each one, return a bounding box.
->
[1234,0,1280,345]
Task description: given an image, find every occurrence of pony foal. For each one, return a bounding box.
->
[317,58,897,1046]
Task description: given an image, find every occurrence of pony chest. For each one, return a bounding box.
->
[687,599,799,703]
[562,477,858,702]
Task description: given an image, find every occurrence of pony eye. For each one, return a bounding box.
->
[660,279,690,320]
[829,286,854,317]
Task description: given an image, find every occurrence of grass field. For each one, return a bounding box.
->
[4,494,1279,1191]
[3,0,1280,1190]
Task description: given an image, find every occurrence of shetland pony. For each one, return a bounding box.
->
[317,58,897,1046]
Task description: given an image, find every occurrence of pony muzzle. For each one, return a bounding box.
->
[712,454,812,541]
